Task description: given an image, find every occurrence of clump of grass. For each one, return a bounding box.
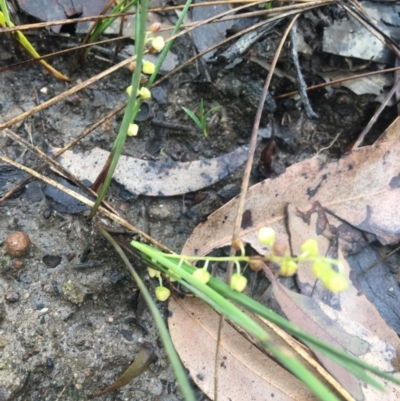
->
[182,98,221,137]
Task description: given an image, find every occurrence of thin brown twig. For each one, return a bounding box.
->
[0,154,172,253]
[351,79,400,149]
[213,14,300,400]
[0,105,125,202]
[0,0,322,34]
[275,65,400,100]
[1,128,119,214]
[0,35,133,73]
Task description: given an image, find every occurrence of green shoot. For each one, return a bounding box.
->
[88,0,193,219]
[182,98,222,137]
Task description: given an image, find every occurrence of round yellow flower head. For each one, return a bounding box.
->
[127,123,139,137]
[301,239,319,257]
[258,227,276,247]
[151,36,165,52]
[142,60,155,75]
[147,267,161,278]
[230,273,247,292]
[138,87,151,99]
[280,260,298,276]
[193,268,211,284]
[155,286,170,301]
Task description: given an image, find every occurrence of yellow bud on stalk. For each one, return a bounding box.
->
[193,268,211,284]
[138,87,151,99]
[155,286,171,301]
[230,273,247,292]
[127,123,139,137]
[312,260,330,279]
[280,260,298,276]
[142,60,155,75]
[321,270,348,293]
[151,36,165,51]
[258,227,276,247]
[300,239,319,257]
[126,85,133,96]
[147,267,161,278]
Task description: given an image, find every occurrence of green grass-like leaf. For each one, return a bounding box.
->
[131,240,400,399]
[98,228,196,401]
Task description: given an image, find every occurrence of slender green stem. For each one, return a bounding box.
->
[97,227,195,401]
[89,0,148,218]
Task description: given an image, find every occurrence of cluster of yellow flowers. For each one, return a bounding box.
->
[257,227,348,292]
[126,22,165,137]
[149,227,348,302]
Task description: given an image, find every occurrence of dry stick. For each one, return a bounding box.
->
[1,128,118,214]
[213,15,300,400]
[0,154,172,252]
[351,79,400,149]
[275,65,400,100]
[0,105,125,202]
[0,0,323,34]
[0,35,133,73]
[290,20,318,119]
[0,55,134,131]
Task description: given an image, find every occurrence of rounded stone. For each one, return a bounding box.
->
[13,260,24,270]
[5,232,30,257]
[5,291,19,303]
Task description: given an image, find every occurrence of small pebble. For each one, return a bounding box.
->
[40,87,48,94]
[13,259,24,269]
[46,358,54,369]
[5,232,30,257]
[62,281,85,305]
[43,255,62,268]
[42,209,52,219]
[5,291,19,303]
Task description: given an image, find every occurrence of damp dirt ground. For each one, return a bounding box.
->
[0,6,397,401]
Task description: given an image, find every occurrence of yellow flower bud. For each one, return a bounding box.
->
[126,85,133,96]
[258,227,276,247]
[312,260,330,279]
[230,273,247,292]
[155,286,170,301]
[148,267,161,278]
[142,60,155,75]
[321,270,348,293]
[280,260,298,276]
[138,87,151,99]
[193,268,211,284]
[300,239,319,257]
[151,36,165,51]
[127,123,139,137]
